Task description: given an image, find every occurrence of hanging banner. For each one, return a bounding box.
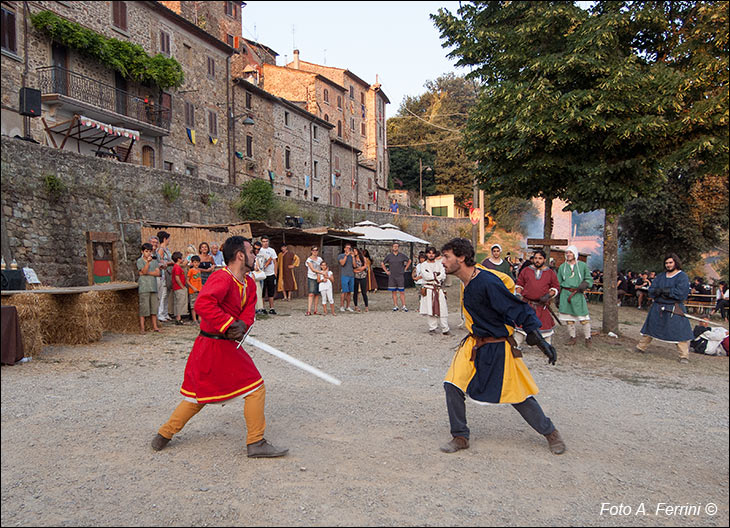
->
[186,128,196,145]
[469,207,482,225]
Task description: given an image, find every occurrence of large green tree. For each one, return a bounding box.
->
[387,73,479,206]
[432,1,727,334]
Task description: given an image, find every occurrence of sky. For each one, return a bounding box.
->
[241,1,465,118]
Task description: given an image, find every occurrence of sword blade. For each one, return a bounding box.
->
[659,306,712,325]
[241,335,342,386]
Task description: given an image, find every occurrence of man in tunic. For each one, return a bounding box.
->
[514,249,560,348]
[557,245,594,346]
[439,238,564,456]
[151,236,288,458]
[480,243,514,279]
[636,253,694,364]
[276,244,299,301]
[418,246,450,335]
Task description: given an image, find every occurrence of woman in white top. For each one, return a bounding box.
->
[305,246,324,316]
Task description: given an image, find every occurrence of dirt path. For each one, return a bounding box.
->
[2,290,728,526]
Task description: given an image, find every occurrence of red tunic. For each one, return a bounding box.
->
[516,266,560,331]
[180,268,263,403]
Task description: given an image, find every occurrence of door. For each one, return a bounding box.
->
[51,43,68,95]
[115,71,127,115]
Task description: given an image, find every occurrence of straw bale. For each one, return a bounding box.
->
[88,289,139,333]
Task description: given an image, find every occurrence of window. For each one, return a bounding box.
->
[246,135,253,158]
[324,114,329,122]
[313,125,318,141]
[284,111,290,127]
[185,164,198,177]
[432,206,448,217]
[334,155,340,171]
[184,101,195,128]
[208,110,217,136]
[142,146,155,168]
[226,34,234,47]
[1,6,17,54]
[285,189,292,197]
[313,160,318,180]
[361,123,366,136]
[224,1,237,17]
[159,30,170,56]
[285,147,291,169]
[368,178,372,190]
[337,121,342,137]
[245,91,252,109]
[349,85,354,99]
[207,56,215,78]
[112,1,127,31]
[337,96,342,109]
[361,92,365,105]
[164,161,173,171]
[323,88,329,103]
[350,118,355,131]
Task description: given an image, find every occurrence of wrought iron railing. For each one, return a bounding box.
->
[37,65,171,130]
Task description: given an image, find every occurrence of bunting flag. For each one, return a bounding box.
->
[235,151,244,159]
[186,128,196,144]
[361,104,366,119]
[331,173,337,187]
[268,170,275,181]
[305,174,310,188]
[209,136,218,145]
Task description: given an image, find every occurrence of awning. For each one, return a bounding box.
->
[347,224,430,244]
[42,114,140,155]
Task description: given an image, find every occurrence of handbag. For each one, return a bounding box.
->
[253,270,266,281]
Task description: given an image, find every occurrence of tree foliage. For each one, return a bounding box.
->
[234,179,275,221]
[387,73,479,205]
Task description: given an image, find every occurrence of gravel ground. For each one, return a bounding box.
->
[2,288,728,527]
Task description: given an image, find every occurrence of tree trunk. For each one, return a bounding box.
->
[602,213,619,334]
[543,196,553,258]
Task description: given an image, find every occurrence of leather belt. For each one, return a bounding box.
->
[469,334,521,361]
[199,330,233,340]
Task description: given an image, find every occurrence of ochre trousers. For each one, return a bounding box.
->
[158,385,266,445]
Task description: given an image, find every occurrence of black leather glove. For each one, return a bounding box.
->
[224,320,248,341]
[539,293,551,304]
[526,330,557,365]
[577,280,589,293]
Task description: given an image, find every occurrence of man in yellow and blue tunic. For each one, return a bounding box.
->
[439,238,565,455]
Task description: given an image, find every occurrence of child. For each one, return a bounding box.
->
[137,243,161,333]
[317,261,336,316]
[171,251,190,325]
[187,255,202,324]
[185,244,197,266]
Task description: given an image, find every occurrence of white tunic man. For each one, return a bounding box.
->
[419,246,450,335]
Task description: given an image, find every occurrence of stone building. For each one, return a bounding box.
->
[1,0,235,183]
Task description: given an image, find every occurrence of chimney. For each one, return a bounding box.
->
[293,49,300,69]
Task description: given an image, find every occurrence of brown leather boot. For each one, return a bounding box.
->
[545,429,566,455]
[151,433,171,451]
[439,436,469,453]
[567,337,577,346]
[246,438,289,458]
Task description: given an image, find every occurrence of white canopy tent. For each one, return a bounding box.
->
[349,222,430,244]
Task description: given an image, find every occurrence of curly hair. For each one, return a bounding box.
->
[441,238,475,266]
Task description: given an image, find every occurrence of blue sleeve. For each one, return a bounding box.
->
[648,275,661,298]
[485,275,542,333]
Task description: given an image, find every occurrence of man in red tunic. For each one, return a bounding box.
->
[514,250,560,348]
[151,236,288,458]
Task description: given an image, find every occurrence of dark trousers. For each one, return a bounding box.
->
[353,277,368,307]
[444,382,555,439]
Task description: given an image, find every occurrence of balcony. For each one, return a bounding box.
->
[37,66,171,136]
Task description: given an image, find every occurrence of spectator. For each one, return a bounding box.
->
[187,255,202,324]
[305,246,323,316]
[170,251,189,326]
[258,236,278,314]
[276,244,299,301]
[363,249,377,293]
[156,231,173,323]
[197,242,216,286]
[317,261,336,316]
[210,242,225,267]
[352,247,369,313]
[636,271,652,309]
[338,243,356,312]
[185,245,197,266]
[253,242,267,315]
[389,198,399,214]
[137,242,161,334]
[480,244,514,279]
[711,281,729,322]
[383,242,412,311]
[412,251,427,306]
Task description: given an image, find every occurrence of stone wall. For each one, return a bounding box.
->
[1,136,471,287]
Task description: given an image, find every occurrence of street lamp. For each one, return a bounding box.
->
[419,157,432,212]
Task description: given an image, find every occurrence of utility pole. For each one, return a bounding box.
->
[419,157,423,209]
[472,178,478,249]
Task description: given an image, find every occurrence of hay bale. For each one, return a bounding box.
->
[88,289,140,334]
[1,297,44,357]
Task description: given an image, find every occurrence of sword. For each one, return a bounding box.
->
[237,332,342,386]
[546,301,563,326]
[659,306,713,325]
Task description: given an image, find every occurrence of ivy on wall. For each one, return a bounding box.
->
[31,10,184,90]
